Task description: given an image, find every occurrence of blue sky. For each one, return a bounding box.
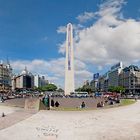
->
[0,0,99,60]
[0,0,140,88]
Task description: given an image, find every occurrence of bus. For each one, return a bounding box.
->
[70,92,88,98]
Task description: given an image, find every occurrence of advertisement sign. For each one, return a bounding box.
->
[93,73,99,80]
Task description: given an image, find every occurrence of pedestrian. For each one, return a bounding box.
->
[55,101,60,107]
[51,99,54,107]
[97,102,101,107]
[100,101,104,107]
[81,101,86,108]
[135,96,137,101]
[42,96,45,104]
[2,112,5,117]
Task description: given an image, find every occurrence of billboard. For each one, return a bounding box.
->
[93,73,99,80]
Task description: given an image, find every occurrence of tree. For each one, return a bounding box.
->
[115,86,125,93]
[44,84,57,91]
[76,85,94,94]
[75,87,82,92]
[57,88,64,92]
[108,86,125,93]
[36,84,57,92]
[108,86,116,92]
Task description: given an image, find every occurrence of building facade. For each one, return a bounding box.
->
[119,65,140,94]
[92,63,140,94]
[0,61,12,92]
[108,62,123,87]
[98,73,108,92]
[34,75,47,88]
[12,67,34,91]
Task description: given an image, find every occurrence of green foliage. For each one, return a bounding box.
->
[57,88,64,92]
[37,84,57,92]
[75,85,94,94]
[75,87,82,92]
[108,86,125,93]
[45,84,57,91]
[120,99,136,106]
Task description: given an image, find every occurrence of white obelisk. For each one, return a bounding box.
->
[65,23,75,95]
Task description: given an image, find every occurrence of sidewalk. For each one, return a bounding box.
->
[0,109,37,130]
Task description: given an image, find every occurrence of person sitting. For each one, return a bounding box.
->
[51,99,54,107]
[109,100,114,105]
[105,100,108,104]
[100,101,104,107]
[97,102,101,107]
[116,98,120,103]
[55,101,60,107]
[81,101,86,108]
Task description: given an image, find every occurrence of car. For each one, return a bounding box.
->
[94,92,102,97]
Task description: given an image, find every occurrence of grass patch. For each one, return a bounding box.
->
[51,107,93,111]
[120,99,136,106]
[51,99,136,111]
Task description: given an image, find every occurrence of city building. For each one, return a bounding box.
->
[34,75,47,88]
[12,67,34,91]
[119,65,140,94]
[108,62,123,87]
[90,73,99,91]
[65,23,75,95]
[90,62,140,94]
[0,60,12,92]
[98,73,108,92]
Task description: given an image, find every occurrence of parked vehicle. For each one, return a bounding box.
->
[94,92,102,97]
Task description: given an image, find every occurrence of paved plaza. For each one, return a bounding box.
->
[0,101,140,140]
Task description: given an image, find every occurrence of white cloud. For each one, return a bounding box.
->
[12,0,140,89]
[11,58,92,88]
[57,24,84,34]
[74,59,86,71]
[57,26,66,34]
[74,0,140,67]
[57,24,84,54]
[75,70,93,87]
[98,66,103,71]
[56,0,140,88]
[58,42,66,54]
[76,12,96,23]
[11,58,64,86]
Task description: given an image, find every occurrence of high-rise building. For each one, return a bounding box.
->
[90,73,100,91]
[94,62,122,92]
[108,62,123,87]
[65,23,75,95]
[34,75,47,88]
[98,73,108,92]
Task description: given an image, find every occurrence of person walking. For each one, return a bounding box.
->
[51,99,55,107]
